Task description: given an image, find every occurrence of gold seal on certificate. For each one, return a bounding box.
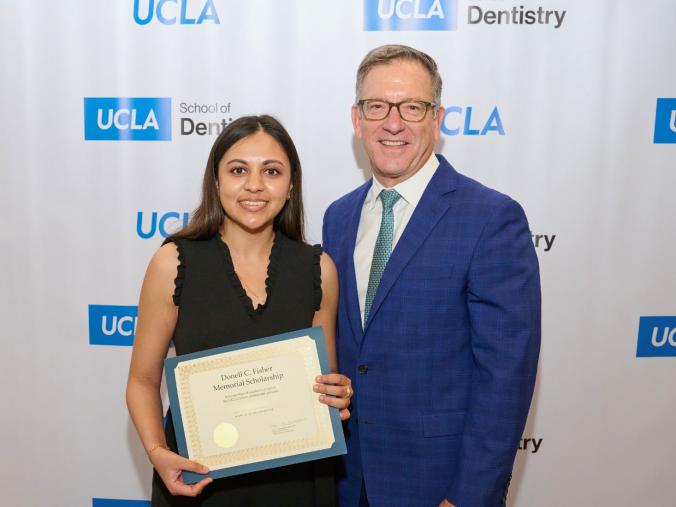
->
[165,327,346,481]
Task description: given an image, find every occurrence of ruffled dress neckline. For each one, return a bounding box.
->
[214,231,282,318]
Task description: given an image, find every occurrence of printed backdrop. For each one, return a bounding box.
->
[2,1,675,506]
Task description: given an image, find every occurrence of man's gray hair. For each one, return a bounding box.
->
[355,44,442,104]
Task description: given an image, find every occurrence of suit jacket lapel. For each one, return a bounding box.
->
[343,180,372,344]
[364,156,457,332]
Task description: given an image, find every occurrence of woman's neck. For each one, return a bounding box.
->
[219,223,275,258]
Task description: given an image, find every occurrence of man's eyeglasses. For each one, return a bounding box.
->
[357,99,438,122]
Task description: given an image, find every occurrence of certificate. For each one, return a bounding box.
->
[164,327,347,483]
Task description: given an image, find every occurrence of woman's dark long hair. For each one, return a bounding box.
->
[170,115,304,242]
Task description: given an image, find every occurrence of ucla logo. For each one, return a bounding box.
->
[84,98,172,141]
[364,0,457,31]
[441,106,505,136]
[133,0,220,25]
[636,316,676,357]
[137,211,190,239]
[93,500,150,507]
[89,305,138,346]
[654,98,676,144]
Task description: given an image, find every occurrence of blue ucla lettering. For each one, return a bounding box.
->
[482,106,505,135]
[440,106,462,135]
[159,211,181,237]
[137,211,190,239]
[133,0,220,25]
[156,0,176,24]
[463,106,480,135]
[133,0,153,24]
[179,0,196,24]
[136,211,158,239]
[441,106,505,136]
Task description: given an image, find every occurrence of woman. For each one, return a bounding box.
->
[126,115,352,506]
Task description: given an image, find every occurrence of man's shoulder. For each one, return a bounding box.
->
[324,179,372,218]
[457,171,512,204]
[444,158,517,210]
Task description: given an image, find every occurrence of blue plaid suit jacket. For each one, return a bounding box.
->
[322,155,541,507]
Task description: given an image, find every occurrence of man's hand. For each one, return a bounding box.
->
[313,373,353,421]
[439,500,456,507]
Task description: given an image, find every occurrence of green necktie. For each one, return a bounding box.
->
[364,189,402,323]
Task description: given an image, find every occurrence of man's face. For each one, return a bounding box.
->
[352,59,444,187]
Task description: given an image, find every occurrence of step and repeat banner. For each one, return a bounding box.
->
[1,1,675,506]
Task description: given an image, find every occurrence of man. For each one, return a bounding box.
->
[322,45,541,507]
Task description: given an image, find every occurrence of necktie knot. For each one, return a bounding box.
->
[379,189,401,211]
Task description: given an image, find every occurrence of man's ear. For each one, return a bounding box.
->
[434,105,445,140]
[351,104,363,139]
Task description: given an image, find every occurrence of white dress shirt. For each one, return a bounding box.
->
[354,152,440,323]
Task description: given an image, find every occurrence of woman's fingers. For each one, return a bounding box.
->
[167,476,213,497]
[155,448,210,475]
[152,448,212,497]
[177,455,210,475]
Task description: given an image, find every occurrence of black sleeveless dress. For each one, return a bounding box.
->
[151,232,337,507]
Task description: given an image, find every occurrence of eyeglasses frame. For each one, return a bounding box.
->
[356,99,440,122]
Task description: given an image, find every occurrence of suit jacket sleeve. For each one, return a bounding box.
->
[322,206,331,251]
[446,197,541,506]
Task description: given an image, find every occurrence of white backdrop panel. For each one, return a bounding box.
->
[1,1,675,505]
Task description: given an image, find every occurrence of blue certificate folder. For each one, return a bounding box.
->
[164,326,347,484]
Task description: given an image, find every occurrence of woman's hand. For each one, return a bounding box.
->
[150,447,213,497]
[314,373,353,421]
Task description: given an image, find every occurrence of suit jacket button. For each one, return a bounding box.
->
[358,364,369,374]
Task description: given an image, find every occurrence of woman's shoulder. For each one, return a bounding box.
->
[139,242,182,306]
[161,235,226,264]
[162,235,217,249]
[277,232,322,257]
[151,241,181,273]
[153,238,214,307]
[277,233,337,273]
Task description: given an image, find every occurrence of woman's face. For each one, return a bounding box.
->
[216,131,292,235]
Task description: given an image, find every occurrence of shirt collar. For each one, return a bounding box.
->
[365,152,439,211]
